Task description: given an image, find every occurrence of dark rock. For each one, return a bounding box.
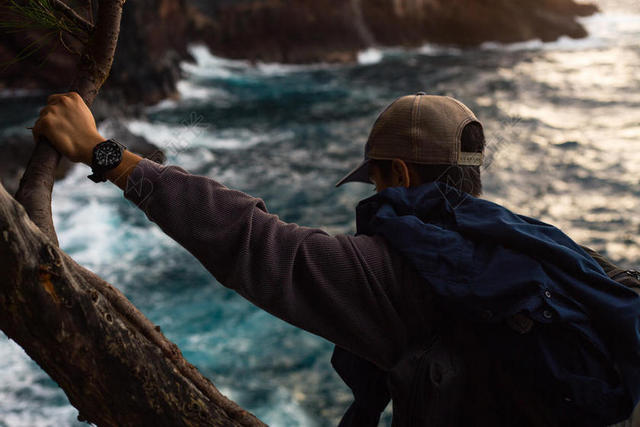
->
[192,0,365,64]
[0,134,74,196]
[192,0,599,63]
[0,0,599,109]
[360,0,598,47]
[556,141,580,149]
[101,0,199,106]
[0,0,200,111]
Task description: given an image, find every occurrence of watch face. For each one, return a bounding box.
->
[95,141,122,167]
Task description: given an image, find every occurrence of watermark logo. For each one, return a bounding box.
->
[121,111,209,209]
[436,114,522,210]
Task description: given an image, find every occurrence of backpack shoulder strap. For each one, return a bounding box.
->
[581,245,640,291]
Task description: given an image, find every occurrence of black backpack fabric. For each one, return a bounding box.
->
[333,246,640,426]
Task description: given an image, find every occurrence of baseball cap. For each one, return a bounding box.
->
[335,93,484,187]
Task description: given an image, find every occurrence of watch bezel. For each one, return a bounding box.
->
[88,139,127,183]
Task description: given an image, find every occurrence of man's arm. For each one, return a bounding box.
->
[123,159,409,368]
[33,92,410,369]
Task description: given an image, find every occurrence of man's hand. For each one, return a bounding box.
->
[32,92,104,165]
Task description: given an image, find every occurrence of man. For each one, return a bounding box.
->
[33,92,640,426]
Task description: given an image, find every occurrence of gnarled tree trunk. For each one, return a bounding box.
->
[2,1,265,425]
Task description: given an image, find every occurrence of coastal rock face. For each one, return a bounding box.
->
[363,0,598,47]
[0,135,74,196]
[193,0,598,63]
[102,0,199,106]
[191,0,367,63]
[0,0,597,105]
[0,0,199,105]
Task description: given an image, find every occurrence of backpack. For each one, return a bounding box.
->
[582,246,640,294]
[505,246,640,334]
[333,245,640,427]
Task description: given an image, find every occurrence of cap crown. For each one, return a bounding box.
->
[366,94,482,166]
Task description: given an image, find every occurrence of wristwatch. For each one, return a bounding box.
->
[88,139,127,183]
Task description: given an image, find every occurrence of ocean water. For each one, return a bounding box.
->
[1,1,639,425]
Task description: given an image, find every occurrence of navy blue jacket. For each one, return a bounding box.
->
[336,182,640,425]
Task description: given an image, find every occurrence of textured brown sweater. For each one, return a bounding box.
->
[124,158,430,372]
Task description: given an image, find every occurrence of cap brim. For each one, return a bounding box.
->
[335,158,372,187]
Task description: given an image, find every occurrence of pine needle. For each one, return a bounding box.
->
[0,0,83,36]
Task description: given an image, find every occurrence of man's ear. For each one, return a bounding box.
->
[391,159,411,188]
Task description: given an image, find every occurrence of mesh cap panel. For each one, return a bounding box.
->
[336,93,483,187]
[368,94,479,165]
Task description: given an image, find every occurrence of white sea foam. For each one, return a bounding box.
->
[254,60,335,75]
[258,387,318,427]
[417,43,463,56]
[145,98,178,112]
[0,336,79,427]
[0,88,45,99]
[126,120,205,154]
[181,45,247,78]
[182,44,339,79]
[357,47,383,65]
[176,80,233,102]
[142,80,236,112]
[51,166,134,276]
[124,119,274,170]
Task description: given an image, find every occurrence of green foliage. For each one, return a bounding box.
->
[1,0,77,34]
[0,0,86,69]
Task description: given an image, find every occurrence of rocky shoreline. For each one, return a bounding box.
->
[194,0,598,64]
[0,0,597,190]
[1,0,598,106]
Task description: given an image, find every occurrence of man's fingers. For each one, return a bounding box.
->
[32,115,54,142]
[32,118,43,141]
[38,105,54,117]
[46,93,77,107]
[47,93,66,105]
[67,91,82,102]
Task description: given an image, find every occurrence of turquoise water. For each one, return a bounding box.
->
[1,2,639,425]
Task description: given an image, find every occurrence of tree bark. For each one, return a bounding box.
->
[3,1,267,425]
[0,182,265,426]
[0,185,264,426]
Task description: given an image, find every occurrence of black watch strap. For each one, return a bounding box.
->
[87,171,108,183]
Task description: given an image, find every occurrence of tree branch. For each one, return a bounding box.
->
[0,181,265,426]
[50,0,95,34]
[15,0,125,242]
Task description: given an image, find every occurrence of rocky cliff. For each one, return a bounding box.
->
[0,0,201,107]
[1,0,598,106]
[194,0,598,63]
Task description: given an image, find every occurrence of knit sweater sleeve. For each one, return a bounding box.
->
[124,159,408,368]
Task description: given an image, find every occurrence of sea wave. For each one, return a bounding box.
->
[357,47,383,65]
[183,45,340,79]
